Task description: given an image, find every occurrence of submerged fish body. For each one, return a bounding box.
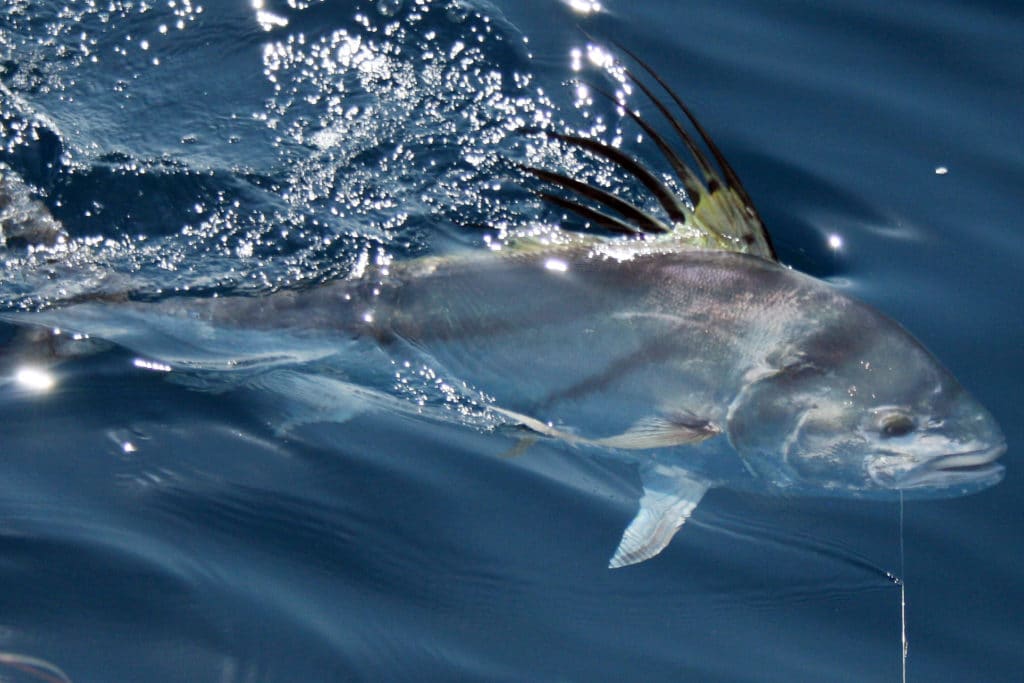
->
[217,246,1004,500]
[6,243,1005,565]
[0,50,1005,567]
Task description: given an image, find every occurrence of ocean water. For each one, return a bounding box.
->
[0,1,1021,681]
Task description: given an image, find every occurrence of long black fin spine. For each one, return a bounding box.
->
[612,41,777,261]
[521,164,672,234]
[535,190,648,236]
[619,65,721,188]
[613,43,777,247]
[522,39,778,261]
[580,81,707,204]
[548,131,691,228]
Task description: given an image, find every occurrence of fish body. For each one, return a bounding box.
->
[0,50,1005,567]
[6,243,1005,565]
[180,247,1009,500]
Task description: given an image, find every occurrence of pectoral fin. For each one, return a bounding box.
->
[591,413,719,449]
[490,406,719,451]
[609,463,710,568]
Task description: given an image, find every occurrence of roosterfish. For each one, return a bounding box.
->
[0,51,1005,568]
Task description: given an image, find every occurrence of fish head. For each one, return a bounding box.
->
[726,308,1005,499]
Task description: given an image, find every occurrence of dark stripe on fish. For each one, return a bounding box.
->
[535,329,683,409]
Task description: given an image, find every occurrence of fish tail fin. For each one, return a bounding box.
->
[0,162,67,249]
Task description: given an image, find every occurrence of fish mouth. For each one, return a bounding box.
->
[895,442,1006,490]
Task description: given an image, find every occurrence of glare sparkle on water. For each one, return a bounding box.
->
[15,367,56,392]
[566,0,603,15]
[252,0,289,30]
[133,358,172,373]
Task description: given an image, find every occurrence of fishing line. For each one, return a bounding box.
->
[899,490,908,683]
[692,513,899,585]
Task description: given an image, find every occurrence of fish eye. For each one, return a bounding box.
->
[879,412,916,437]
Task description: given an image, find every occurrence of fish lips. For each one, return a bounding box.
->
[874,442,1007,494]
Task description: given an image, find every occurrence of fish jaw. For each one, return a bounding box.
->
[864,378,1007,497]
[868,441,1006,496]
[864,394,1006,497]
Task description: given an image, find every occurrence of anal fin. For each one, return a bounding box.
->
[497,435,539,459]
[609,463,710,568]
[245,370,377,435]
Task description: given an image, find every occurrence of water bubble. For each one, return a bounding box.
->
[445,0,471,23]
[376,0,403,17]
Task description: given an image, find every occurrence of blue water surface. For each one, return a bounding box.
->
[0,1,1021,681]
